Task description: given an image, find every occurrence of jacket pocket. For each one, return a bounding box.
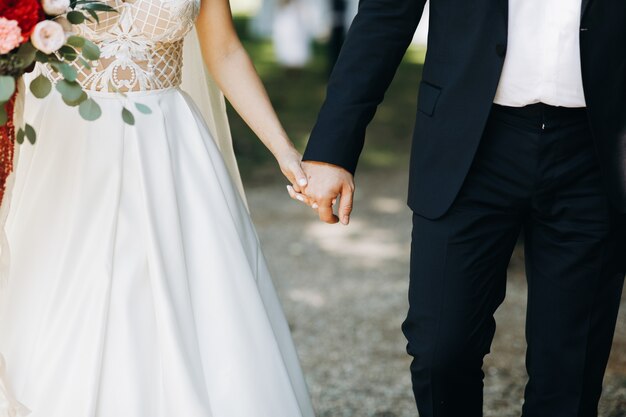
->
[417,81,442,117]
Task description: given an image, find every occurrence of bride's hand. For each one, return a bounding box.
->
[275,147,313,206]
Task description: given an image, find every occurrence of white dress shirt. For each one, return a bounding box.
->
[494,0,587,108]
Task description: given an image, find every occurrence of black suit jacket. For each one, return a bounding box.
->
[303,0,626,219]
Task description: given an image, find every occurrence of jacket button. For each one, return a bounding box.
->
[496,44,507,57]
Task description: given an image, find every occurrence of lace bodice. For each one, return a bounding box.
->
[44,0,201,92]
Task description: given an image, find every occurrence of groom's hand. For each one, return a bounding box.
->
[298,161,355,225]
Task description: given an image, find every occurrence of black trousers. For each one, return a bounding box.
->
[402,104,625,417]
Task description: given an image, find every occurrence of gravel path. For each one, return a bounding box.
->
[246,169,626,417]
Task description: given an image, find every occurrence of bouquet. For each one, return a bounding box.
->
[0,0,115,202]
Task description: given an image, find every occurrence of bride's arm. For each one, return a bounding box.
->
[195,0,308,191]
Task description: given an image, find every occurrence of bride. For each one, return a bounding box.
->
[0,0,316,416]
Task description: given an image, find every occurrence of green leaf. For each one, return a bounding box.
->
[56,79,83,101]
[16,128,24,145]
[79,98,102,121]
[67,11,86,24]
[30,75,53,99]
[66,36,86,48]
[122,107,135,125]
[45,56,62,66]
[52,63,78,82]
[78,57,92,70]
[86,9,99,23]
[134,102,152,115]
[58,45,79,62]
[82,2,117,11]
[81,40,100,61]
[15,43,38,69]
[0,76,16,104]
[0,106,7,126]
[35,51,50,63]
[63,91,88,107]
[25,124,36,145]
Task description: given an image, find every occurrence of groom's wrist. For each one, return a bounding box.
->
[301,160,353,175]
[302,149,358,176]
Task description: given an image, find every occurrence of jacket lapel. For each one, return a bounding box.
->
[581,0,592,18]
[499,0,508,20]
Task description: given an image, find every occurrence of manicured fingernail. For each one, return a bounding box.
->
[342,216,349,225]
[312,203,319,209]
[298,178,308,186]
[286,185,292,192]
[296,195,305,202]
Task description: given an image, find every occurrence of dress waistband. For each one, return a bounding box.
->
[85,86,181,99]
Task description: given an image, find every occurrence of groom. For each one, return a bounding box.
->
[294,0,626,416]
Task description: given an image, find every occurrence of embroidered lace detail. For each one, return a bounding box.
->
[43,0,200,92]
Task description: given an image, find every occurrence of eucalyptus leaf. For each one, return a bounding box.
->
[30,75,53,99]
[35,51,50,63]
[25,124,36,145]
[58,45,79,62]
[16,128,24,145]
[47,56,62,65]
[56,79,83,102]
[122,107,135,125]
[67,11,86,24]
[15,43,38,70]
[63,91,88,107]
[66,36,86,48]
[81,40,101,61]
[79,98,102,121]
[0,106,7,126]
[54,63,79,82]
[0,76,16,104]
[135,103,152,115]
[78,57,92,70]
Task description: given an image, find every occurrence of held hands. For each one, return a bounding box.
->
[274,145,355,225]
[275,146,309,193]
[287,161,355,225]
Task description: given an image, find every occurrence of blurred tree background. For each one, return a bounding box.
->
[227,9,427,185]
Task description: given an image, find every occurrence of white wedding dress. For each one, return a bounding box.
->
[0,1,316,416]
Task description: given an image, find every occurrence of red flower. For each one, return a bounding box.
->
[0,0,45,42]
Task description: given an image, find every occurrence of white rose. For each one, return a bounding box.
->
[30,21,66,55]
[41,0,71,16]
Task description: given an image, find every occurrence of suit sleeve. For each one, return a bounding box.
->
[303,0,427,174]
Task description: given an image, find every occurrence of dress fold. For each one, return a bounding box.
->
[0,89,315,417]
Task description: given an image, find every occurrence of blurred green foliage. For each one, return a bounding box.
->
[229,16,426,184]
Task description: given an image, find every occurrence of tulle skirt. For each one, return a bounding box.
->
[0,88,315,417]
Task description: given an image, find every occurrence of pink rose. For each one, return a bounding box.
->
[0,18,22,54]
[41,0,70,17]
[30,20,65,55]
